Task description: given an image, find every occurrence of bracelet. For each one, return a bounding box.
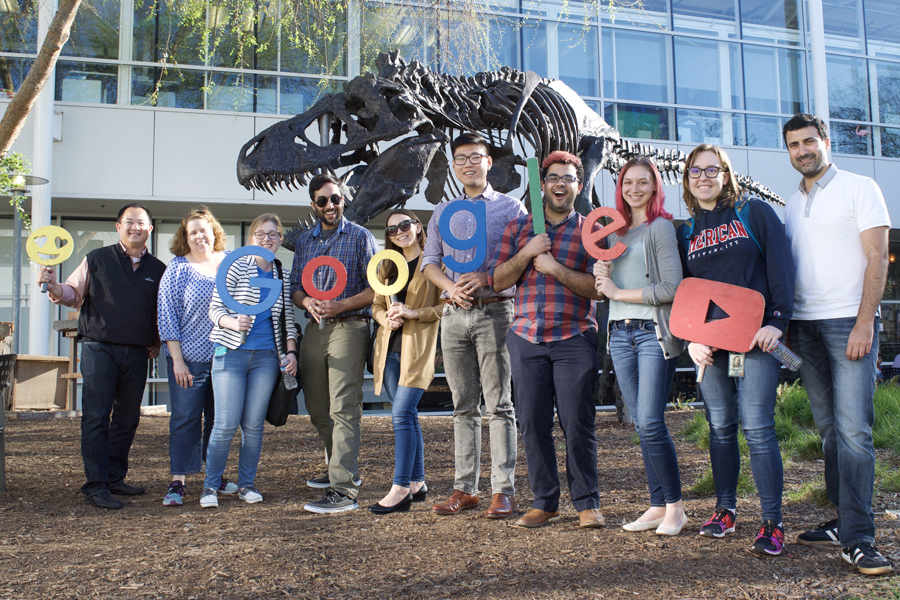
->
[286,350,298,358]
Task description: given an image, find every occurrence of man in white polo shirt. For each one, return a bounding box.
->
[783,113,892,576]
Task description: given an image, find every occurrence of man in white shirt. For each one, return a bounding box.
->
[783,113,892,575]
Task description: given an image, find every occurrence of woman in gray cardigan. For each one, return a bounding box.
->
[594,157,686,536]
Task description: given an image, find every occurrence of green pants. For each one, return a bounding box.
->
[300,319,368,499]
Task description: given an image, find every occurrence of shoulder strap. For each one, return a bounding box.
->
[681,217,696,255]
[274,259,286,354]
[734,198,763,256]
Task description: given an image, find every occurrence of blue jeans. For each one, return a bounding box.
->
[204,349,279,490]
[790,318,878,546]
[80,341,149,496]
[609,321,681,506]
[166,356,214,476]
[699,347,783,522]
[382,352,425,487]
[508,330,600,513]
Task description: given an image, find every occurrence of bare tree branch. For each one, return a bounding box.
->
[0,0,83,158]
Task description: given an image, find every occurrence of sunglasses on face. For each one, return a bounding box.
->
[314,194,344,208]
[385,219,418,237]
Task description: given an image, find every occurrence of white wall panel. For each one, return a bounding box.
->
[52,106,154,197]
[875,160,900,227]
[153,111,256,201]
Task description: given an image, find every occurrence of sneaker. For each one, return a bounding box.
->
[797,518,840,547]
[306,474,363,489]
[218,477,239,495]
[699,506,736,538]
[238,485,263,504]
[751,520,785,556]
[200,487,218,508]
[303,489,359,514]
[842,542,894,575]
[162,481,186,507]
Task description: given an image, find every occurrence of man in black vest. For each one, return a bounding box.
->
[38,204,166,510]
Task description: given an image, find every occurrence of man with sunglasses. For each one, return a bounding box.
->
[422,133,527,519]
[490,151,604,529]
[291,174,378,514]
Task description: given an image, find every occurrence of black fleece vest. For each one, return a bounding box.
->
[78,244,166,346]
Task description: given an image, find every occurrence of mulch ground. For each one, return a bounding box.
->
[1,411,898,599]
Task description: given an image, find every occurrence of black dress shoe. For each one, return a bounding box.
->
[86,490,124,510]
[411,483,428,503]
[108,480,146,496]
[368,493,413,514]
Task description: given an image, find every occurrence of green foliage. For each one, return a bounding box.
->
[678,410,709,448]
[691,461,755,496]
[785,476,831,507]
[873,386,900,453]
[775,382,815,428]
[790,431,825,461]
[0,153,32,230]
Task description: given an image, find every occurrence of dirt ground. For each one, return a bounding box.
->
[1,411,899,600]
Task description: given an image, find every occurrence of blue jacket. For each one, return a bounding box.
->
[676,198,795,332]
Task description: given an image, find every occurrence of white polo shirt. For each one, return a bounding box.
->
[785,165,890,320]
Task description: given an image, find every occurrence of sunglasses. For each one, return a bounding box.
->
[385,219,418,237]
[314,194,343,208]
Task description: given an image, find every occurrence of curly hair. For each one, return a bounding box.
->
[169,206,227,256]
[681,144,742,217]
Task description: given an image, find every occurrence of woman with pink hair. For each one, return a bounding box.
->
[593,157,686,536]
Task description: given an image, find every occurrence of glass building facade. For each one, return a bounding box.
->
[0,0,899,397]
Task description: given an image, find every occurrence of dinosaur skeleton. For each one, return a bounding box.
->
[236,52,782,250]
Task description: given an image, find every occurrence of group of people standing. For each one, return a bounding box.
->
[36,112,891,576]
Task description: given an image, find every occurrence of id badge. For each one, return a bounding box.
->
[728,352,745,378]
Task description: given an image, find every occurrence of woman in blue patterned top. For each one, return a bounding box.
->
[157,207,231,506]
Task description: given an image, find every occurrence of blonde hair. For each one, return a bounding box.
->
[170,206,227,256]
[682,144,742,217]
[248,213,284,240]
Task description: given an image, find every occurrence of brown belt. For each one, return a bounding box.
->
[440,297,512,307]
[322,315,369,325]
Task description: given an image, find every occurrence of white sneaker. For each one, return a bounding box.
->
[239,485,263,504]
[200,487,218,508]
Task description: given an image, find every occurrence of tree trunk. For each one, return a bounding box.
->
[0,0,83,158]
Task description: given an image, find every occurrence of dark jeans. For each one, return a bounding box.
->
[382,352,426,487]
[790,317,878,546]
[166,356,214,476]
[609,320,681,506]
[698,347,783,522]
[508,330,600,513]
[80,341,149,496]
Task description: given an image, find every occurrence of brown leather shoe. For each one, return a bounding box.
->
[578,508,606,528]
[513,509,561,528]
[432,490,479,515]
[485,493,515,519]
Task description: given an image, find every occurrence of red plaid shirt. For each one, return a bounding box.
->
[488,210,597,343]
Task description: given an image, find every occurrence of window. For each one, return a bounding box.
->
[133,0,205,66]
[131,66,205,109]
[604,29,668,103]
[674,38,741,110]
[600,0,668,30]
[55,61,118,104]
[742,46,806,114]
[865,0,900,56]
[61,0,120,59]
[676,109,745,146]
[827,54,870,121]
[822,0,863,53]
[740,0,800,44]
[745,115,783,149]
[557,24,598,97]
[831,121,873,155]
[609,103,671,140]
[0,0,37,54]
[874,60,900,125]
[0,56,32,96]
[673,0,737,37]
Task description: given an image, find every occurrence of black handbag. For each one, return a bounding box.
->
[365,320,379,375]
[266,260,293,427]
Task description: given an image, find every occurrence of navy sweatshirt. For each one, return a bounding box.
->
[676,198,795,332]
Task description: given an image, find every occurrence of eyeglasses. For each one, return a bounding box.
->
[385,219,418,237]
[121,220,149,229]
[544,174,580,184]
[687,166,726,179]
[252,231,282,240]
[453,153,485,166]
[314,194,343,208]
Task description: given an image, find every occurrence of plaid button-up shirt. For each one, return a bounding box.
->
[290,217,378,318]
[488,209,597,343]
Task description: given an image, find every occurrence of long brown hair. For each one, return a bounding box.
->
[681,144,742,217]
[170,206,227,256]
[381,209,425,283]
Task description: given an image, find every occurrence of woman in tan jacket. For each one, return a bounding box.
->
[368,209,443,514]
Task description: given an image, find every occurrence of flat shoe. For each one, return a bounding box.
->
[656,514,689,536]
[622,517,664,532]
[368,493,413,514]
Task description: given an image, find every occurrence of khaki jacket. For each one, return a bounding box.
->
[372,262,443,394]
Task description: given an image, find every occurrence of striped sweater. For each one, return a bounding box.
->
[208,255,298,353]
